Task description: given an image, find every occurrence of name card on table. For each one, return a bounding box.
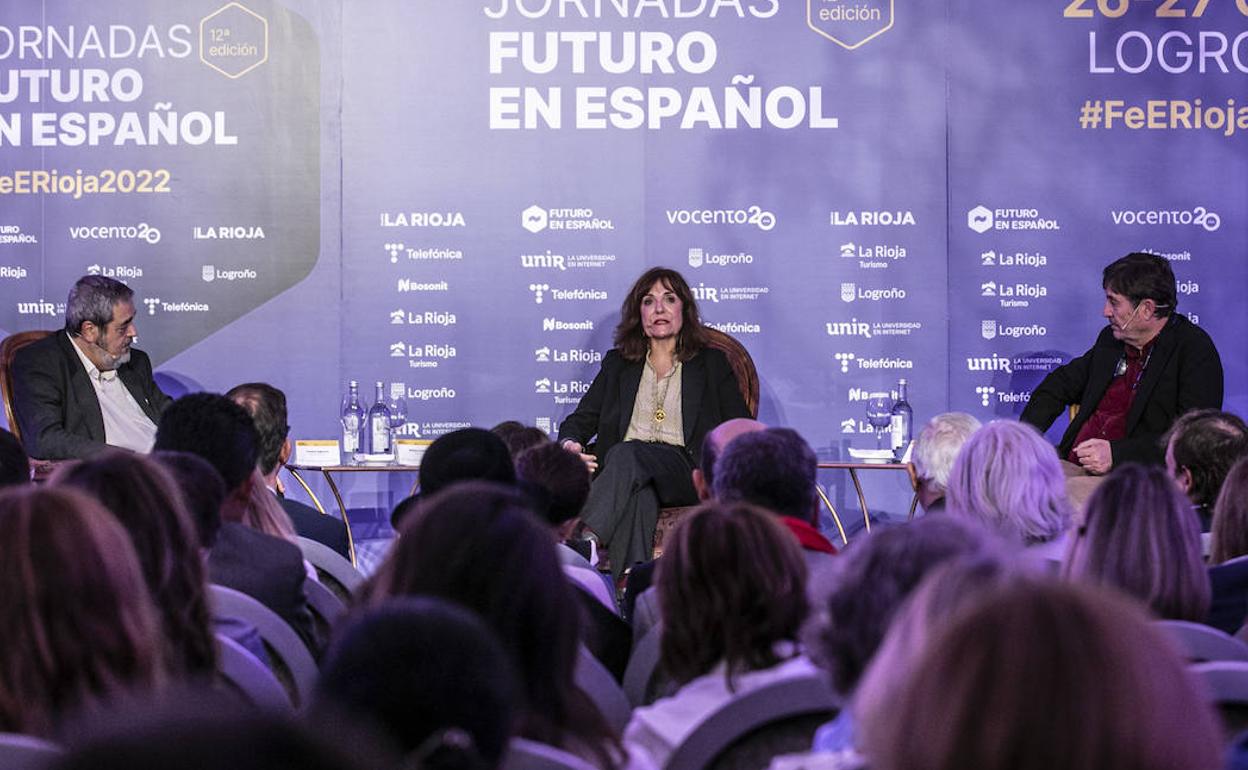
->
[295,440,341,467]
[396,439,433,466]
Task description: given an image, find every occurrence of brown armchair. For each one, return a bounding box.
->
[0,330,53,446]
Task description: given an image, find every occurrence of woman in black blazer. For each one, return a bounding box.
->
[558,267,750,578]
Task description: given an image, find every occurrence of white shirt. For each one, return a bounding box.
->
[67,332,157,453]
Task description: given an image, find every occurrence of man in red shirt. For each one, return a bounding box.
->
[1021,253,1222,475]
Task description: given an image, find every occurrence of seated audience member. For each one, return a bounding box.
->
[1205,457,1248,633]
[154,451,268,663]
[52,452,217,678]
[492,419,552,460]
[314,597,517,769]
[516,441,632,678]
[0,486,164,738]
[1165,409,1248,531]
[154,393,320,655]
[945,420,1072,563]
[0,426,30,487]
[622,417,765,618]
[858,580,1222,770]
[10,274,171,459]
[911,412,981,513]
[227,382,351,557]
[390,427,516,530]
[1063,463,1209,622]
[623,502,815,769]
[51,691,392,770]
[810,516,1001,755]
[363,482,625,770]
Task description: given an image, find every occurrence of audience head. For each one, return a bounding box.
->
[0,486,164,737]
[500,425,552,460]
[1063,463,1209,621]
[1212,456,1248,564]
[815,515,999,696]
[225,382,290,477]
[912,412,981,510]
[154,392,259,506]
[613,266,709,361]
[1165,408,1248,509]
[658,501,808,686]
[945,420,1072,545]
[52,452,217,677]
[365,482,617,764]
[712,427,818,524]
[392,428,515,529]
[0,427,30,487]
[693,417,766,500]
[859,580,1221,770]
[515,441,591,530]
[1102,251,1178,318]
[316,597,517,769]
[153,451,227,549]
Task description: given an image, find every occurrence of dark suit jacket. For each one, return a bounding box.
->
[557,346,750,467]
[1207,557,1248,636]
[207,522,322,656]
[277,493,351,560]
[11,332,171,459]
[1019,315,1222,465]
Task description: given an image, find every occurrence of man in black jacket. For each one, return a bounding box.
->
[12,275,171,459]
[1020,253,1222,474]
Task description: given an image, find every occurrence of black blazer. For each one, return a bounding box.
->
[1020,314,1222,465]
[11,332,171,459]
[278,493,352,560]
[557,346,750,467]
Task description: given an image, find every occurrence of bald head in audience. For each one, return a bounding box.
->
[691,417,765,501]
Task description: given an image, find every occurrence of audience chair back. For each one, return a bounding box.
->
[623,624,670,708]
[1156,620,1248,663]
[501,738,598,770]
[0,330,53,446]
[700,325,760,419]
[297,536,364,603]
[302,575,347,643]
[0,732,62,770]
[214,633,292,711]
[663,675,838,770]
[1192,661,1248,739]
[573,645,630,735]
[209,585,318,707]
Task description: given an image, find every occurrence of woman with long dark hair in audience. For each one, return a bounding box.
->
[362,481,627,770]
[1063,463,1210,621]
[52,451,218,678]
[0,486,164,737]
[858,580,1221,770]
[557,266,750,577]
[624,501,814,769]
[1206,455,1248,633]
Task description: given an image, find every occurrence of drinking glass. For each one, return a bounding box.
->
[865,393,893,449]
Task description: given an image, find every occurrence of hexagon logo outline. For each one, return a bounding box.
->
[522,205,548,233]
[807,0,894,51]
[199,2,269,80]
[968,205,993,233]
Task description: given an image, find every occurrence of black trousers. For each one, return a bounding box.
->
[581,441,697,579]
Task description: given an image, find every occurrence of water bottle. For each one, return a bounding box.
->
[890,378,913,459]
[340,381,364,459]
[367,381,393,457]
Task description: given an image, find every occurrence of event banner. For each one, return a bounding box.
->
[2,1,1245,516]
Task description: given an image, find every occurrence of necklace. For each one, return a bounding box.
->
[650,358,678,429]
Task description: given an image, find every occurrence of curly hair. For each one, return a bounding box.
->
[613,267,710,362]
[658,502,808,687]
[52,451,218,678]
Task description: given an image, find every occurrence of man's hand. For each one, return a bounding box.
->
[1073,438,1113,475]
[561,440,598,474]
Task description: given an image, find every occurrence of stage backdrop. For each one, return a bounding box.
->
[3,0,1244,526]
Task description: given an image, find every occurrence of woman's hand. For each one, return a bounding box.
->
[561,439,598,474]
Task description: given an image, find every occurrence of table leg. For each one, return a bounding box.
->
[317,470,358,568]
[848,468,871,533]
[815,485,849,546]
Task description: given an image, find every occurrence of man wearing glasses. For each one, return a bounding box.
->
[12,274,171,459]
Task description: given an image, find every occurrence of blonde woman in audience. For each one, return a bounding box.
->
[1209,456,1248,633]
[945,420,1072,564]
[624,501,813,769]
[0,486,164,738]
[1063,463,1210,621]
[52,451,218,677]
[859,580,1222,770]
